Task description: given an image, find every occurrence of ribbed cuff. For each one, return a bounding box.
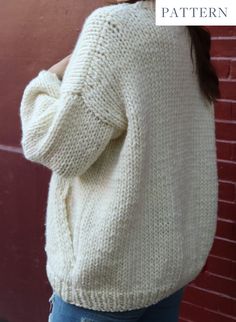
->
[39,69,62,84]
[36,69,62,97]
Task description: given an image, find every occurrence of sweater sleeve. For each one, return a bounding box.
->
[19,7,128,178]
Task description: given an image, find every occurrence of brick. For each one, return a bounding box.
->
[208,26,236,37]
[211,39,236,57]
[181,300,236,322]
[232,143,236,161]
[183,286,234,315]
[218,201,236,221]
[194,272,236,298]
[216,121,236,140]
[216,218,236,241]
[219,80,236,100]
[218,160,236,182]
[231,261,236,279]
[214,101,232,120]
[216,141,234,160]
[218,181,235,202]
[183,286,235,316]
[231,102,236,120]
[207,255,234,279]
[211,237,236,261]
[230,60,236,79]
[211,59,230,78]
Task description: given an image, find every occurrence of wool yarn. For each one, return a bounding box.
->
[19,0,218,312]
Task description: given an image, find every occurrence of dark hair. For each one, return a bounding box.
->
[105,0,221,104]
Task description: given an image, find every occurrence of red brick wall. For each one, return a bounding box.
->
[179,26,236,322]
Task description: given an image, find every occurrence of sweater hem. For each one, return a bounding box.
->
[46,263,185,312]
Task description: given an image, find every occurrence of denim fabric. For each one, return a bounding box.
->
[48,287,185,322]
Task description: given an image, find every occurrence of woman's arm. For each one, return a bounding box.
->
[19,7,128,178]
[20,70,116,178]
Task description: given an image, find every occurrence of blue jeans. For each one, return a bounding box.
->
[48,287,185,322]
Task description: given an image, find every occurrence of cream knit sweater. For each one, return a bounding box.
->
[19,0,218,312]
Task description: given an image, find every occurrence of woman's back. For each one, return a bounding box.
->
[20,0,218,313]
[118,0,218,287]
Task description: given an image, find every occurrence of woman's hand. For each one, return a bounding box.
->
[48,54,72,81]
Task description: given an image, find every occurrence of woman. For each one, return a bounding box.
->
[19,0,220,321]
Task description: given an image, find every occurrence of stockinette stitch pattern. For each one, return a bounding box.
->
[19,0,218,312]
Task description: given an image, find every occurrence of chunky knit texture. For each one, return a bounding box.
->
[19,0,218,312]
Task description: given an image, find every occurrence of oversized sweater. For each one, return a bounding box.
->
[19,0,219,312]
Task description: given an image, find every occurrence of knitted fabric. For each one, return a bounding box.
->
[19,0,218,312]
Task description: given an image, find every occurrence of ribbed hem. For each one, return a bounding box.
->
[46,264,183,312]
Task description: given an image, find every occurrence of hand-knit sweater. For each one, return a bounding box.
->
[19,0,218,312]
